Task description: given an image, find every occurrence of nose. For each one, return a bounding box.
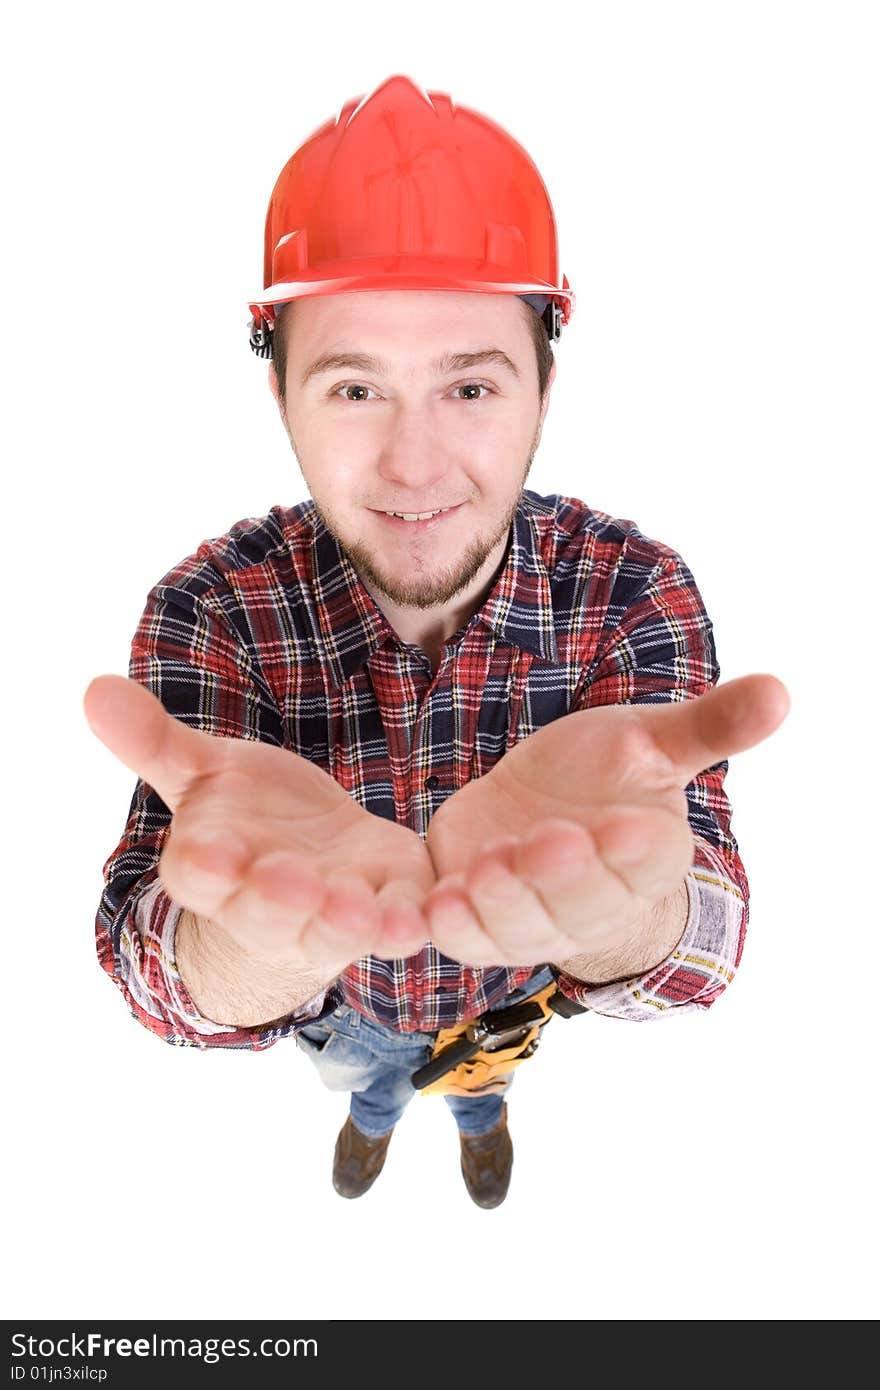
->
[376,404,451,493]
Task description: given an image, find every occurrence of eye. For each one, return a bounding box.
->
[453,383,493,401]
[332,383,378,403]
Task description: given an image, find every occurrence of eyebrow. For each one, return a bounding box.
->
[300,347,521,388]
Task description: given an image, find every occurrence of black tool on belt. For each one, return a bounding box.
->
[410,978,586,1091]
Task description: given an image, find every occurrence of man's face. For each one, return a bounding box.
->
[269,289,555,612]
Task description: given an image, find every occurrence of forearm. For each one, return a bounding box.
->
[552,878,690,985]
[175,909,348,1029]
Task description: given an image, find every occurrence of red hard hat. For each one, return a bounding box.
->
[248,74,575,358]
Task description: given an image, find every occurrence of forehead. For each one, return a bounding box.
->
[286,289,526,346]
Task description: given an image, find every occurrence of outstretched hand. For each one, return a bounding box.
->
[419,673,791,966]
[84,674,435,970]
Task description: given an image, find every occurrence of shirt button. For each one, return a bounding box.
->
[425,775,441,792]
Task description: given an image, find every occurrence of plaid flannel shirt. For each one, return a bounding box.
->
[95,488,749,1049]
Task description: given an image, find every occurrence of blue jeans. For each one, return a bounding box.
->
[294,965,557,1139]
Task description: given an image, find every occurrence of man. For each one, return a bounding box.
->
[85,75,789,1208]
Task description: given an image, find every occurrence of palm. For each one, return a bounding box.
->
[170,735,430,896]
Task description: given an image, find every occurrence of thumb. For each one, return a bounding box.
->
[638,672,792,786]
[83,673,213,814]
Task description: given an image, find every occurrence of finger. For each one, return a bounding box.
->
[580,808,695,900]
[158,823,254,920]
[83,673,218,815]
[218,848,329,955]
[462,835,587,964]
[627,673,792,787]
[297,872,385,970]
[426,841,579,968]
[425,872,511,968]
[374,878,432,960]
[509,820,637,932]
[464,820,654,962]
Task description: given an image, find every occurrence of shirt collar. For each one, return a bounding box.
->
[304,490,559,690]
[483,490,560,667]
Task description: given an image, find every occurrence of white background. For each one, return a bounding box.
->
[3,0,877,1323]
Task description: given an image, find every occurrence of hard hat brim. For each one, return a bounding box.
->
[249,261,574,325]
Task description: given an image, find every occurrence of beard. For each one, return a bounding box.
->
[309,446,536,612]
[329,500,516,610]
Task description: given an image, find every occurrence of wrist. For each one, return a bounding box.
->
[175,908,349,1027]
[552,878,690,985]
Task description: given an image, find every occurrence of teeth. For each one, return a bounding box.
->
[384,508,447,521]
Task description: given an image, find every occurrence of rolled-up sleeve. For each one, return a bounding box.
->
[555,553,749,1019]
[94,576,344,1049]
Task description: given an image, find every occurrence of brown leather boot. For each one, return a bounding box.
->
[332,1115,394,1198]
[459,1102,513,1208]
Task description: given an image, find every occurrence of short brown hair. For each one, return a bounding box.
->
[271,296,555,410]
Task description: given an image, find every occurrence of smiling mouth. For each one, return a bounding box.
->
[387,509,446,520]
[371,503,463,527]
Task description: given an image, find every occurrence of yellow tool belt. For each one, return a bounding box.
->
[412,982,559,1098]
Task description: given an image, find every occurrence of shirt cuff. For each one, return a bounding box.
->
[552,839,747,1021]
[114,873,341,1049]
